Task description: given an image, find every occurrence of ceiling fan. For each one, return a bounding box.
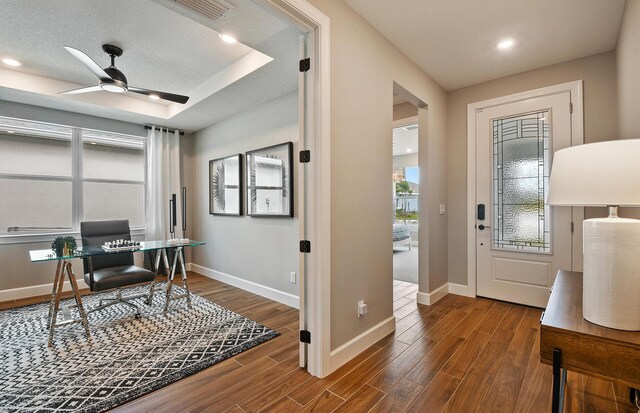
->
[59,44,189,104]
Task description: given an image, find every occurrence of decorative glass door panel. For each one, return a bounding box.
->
[493,111,551,253]
[476,91,573,308]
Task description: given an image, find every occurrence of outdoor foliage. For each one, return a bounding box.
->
[395,180,417,222]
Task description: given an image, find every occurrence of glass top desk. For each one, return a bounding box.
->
[30,240,205,347]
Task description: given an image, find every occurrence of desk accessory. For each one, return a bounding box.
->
[51,236,77,257]
[182,186,187,235]
[102,240,141,251]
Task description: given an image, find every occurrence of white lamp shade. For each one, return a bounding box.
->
[547,139,640,206]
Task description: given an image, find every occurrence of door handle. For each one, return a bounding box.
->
[477,224,491,230]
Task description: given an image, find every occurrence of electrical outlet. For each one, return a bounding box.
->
[290,272,296,284]
[357,300,367,318]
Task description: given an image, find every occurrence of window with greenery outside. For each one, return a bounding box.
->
[395,180,418,222]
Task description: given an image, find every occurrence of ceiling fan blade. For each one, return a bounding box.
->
[64,46,111,81]
[128,86,189,104]
[59,85,103,95]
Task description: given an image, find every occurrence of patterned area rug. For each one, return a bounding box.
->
[0,282,279,412]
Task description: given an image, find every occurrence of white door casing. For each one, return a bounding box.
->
[257,0,332,377]
[466,81,584,307]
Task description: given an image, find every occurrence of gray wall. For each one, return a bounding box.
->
[0,101,147,292]
[615,0,640,220]
[446,51,620,286]
[393,154,418,168]
[0,100,146,137]
[393,102,418,121]
[306,0,448,350]
[617,0,640,141]
[188,92,299,298]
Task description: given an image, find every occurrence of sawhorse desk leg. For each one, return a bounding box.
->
[47,260,91,347]
[162,247,193,314]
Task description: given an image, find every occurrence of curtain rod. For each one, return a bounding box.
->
[144,125,185,136]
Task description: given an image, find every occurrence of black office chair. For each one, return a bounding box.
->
[81,220,156,318]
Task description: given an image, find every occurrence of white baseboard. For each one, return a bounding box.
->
[448,282,470,297]
[189,263,299,309]
[330,316,396,372]
[417,282,449,305]
[0,278,86,303]
[416,282,472,306]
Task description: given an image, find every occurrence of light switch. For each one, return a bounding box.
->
[439,204,446,215]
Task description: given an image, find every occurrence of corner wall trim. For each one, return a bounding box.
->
[417,283,448,306]
[0,279,85,303]
[330,316,395,372]
[189,263,299,309]
[416,282,471,306]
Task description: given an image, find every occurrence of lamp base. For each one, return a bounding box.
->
[583,217,640,331]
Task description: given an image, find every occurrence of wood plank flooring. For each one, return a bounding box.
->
[2,275,636,412]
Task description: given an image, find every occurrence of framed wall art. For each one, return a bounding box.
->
[246,142,293,217]
[209,153,242,216]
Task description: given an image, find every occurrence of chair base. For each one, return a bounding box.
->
[87,283,155,319]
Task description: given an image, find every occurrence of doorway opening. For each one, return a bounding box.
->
[392,84,424,314]
[392,122,419,287]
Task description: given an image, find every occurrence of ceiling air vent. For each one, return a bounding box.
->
[175,0,233,21]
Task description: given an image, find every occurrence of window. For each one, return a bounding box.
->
[0,117,146,238]
[394,166,419,223]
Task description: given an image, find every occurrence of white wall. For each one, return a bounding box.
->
[188,93,299,301]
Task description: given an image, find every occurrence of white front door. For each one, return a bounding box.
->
[475,92,574,308]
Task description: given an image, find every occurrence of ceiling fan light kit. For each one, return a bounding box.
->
[60,44,189,104]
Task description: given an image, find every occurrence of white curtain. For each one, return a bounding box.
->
[146,127,182,241]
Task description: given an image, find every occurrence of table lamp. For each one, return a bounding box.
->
[547,139,640,331]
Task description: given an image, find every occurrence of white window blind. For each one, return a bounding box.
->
[0,116,147,238]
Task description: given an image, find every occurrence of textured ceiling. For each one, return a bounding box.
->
[0,0,301,132]
[0,0,255,94]
[167,26,301,131]
[344,0,626,90]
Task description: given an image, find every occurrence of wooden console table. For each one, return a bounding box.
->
[540,270,640,412]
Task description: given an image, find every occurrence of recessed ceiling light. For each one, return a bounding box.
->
[149,94,160,100]
[6,130,15,134]
[497,39,515,50]
[2,58,21,67]
[90,142,97,145]
[406,148,413,153]
[219,33,237,44]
